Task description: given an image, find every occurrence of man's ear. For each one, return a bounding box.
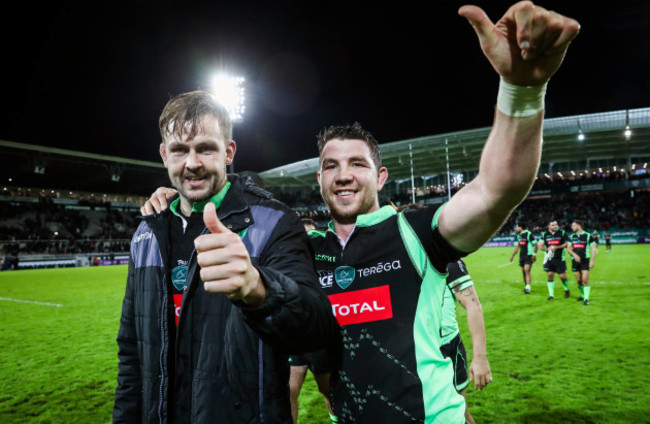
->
[377,166,389,191]
[159,143,168,167]
[225,140,237,165]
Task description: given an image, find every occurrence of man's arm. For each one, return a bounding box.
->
[439,2,580,252]
[566,242,580,263]
[195,202,339,354]
[140,188,339,353]
[590,243,598,268]
[113,257,142,422]
[454,286,492,390]
[509,244,519,262]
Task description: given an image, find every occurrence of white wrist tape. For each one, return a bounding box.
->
[496,77,547,118]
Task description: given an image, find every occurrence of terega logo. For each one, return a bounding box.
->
[335,266,355,289]
[328,285,393,325]
[573,243,586,249]
[548,239,561,245]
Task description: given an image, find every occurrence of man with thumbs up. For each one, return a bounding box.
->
[113,90,339,424]
[138,2,580,422]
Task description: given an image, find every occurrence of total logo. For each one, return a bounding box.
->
[327,285,393,325]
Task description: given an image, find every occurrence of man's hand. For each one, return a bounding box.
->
[140,187,177,215]
[459,1,580,86]
[469,356,493,390]
[589,260,595,269]
[194,202,266,306]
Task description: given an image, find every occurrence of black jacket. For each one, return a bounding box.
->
[113,175,339,423]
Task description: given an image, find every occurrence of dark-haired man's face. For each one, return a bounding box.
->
[317,138,387,225]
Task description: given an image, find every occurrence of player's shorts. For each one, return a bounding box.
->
[519,254,533,267]
[605,240,612,247]
[440,333,469,392]
[288,349,331,375]
[572,258,590,272]
[543,258,567,274]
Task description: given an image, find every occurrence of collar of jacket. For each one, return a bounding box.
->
[141,174,267,235]
[168,181,231,217]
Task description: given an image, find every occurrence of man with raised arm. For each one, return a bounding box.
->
[142,3,579,422]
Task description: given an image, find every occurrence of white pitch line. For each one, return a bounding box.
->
[497,262,514,268]
[0,297,63,307]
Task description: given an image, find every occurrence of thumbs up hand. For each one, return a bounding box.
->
[459,1,579,86]
[194,202,266,305]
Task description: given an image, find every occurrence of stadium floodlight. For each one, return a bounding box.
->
[624,125,632,139]
[211,74,246,122]
[576,118,585,141]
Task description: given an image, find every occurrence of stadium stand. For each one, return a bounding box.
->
[1,108,649,269]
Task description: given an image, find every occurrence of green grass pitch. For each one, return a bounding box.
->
[1,244,648,423]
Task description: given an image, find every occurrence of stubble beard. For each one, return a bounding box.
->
[324,189,376,225]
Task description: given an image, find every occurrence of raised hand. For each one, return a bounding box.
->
[459,1,580,86]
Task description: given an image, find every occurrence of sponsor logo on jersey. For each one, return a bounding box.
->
[327,285,393,325]
[318,269,334,288]
[572,243,586,249]
[547,239,561,245]
[519,240,528,246]
[315,254,337,263]
[335,266,355,289]
[356,260,402,278]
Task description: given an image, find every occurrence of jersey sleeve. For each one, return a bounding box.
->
[446,260,474,293]
[402,203,469,274]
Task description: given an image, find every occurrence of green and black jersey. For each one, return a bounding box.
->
[569,231,595,260]
[309,205,466,424]
[539,229,569,263]
[515,229,536,258]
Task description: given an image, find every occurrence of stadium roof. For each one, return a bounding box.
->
[259,107,650,187]
[0,140,169,197]
[1,107,649,197]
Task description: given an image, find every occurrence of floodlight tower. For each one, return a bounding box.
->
[211,74,245,172]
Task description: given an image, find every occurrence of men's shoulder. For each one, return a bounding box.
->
[234,175,294,213]
[232,174,273,200]
[400,203,440,228]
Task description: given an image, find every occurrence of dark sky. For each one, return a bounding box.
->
[1,1,649,173]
